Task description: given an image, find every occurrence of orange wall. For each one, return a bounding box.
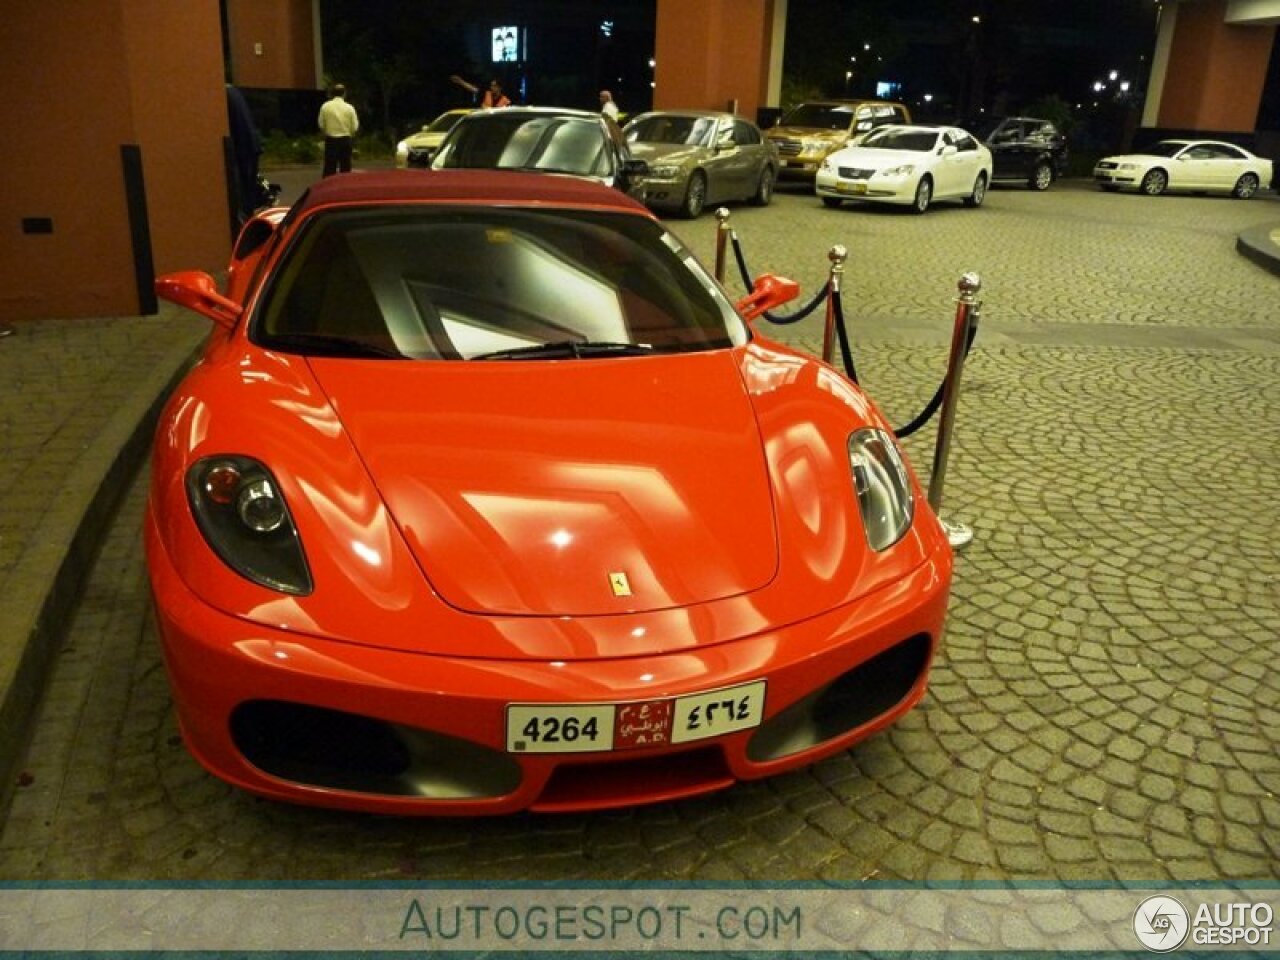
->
[1159,0,1276,130]
[226,0,318,90]
[2,0,230,321]
[654,0,773,118]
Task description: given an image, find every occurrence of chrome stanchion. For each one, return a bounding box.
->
[713,207,732,285]
[821,244,847,366]
[927,272,981,549]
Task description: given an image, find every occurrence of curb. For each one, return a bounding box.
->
[0,334,201,818]
[1236,221,1280,278]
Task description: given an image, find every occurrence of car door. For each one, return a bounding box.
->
[936,129,980,197]
[1170,143,1215,190]
[987,119,1025,180]
[1200,143,1249,190]
[730,119,769,199]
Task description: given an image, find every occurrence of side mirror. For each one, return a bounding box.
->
[941,144,958,157]
[621,158,650,181]
[735,273,800,322]
[155,271,243,331]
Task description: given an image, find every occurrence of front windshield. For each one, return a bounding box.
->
[433,114,610,177]
[860,128,939,152]
[1138,141,1187,158]
[626,115,715,147]
[253,207,749,361]
[780,104,853,130]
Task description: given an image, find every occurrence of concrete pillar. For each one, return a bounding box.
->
[1154,0,1276,131]
[654,0,784,120]
[1,0,229,321]
[225,0,319,89]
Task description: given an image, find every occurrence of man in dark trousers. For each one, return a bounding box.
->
[318,84,359,176]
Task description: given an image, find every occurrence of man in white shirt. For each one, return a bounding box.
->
[599,90,619,120]
[318,84,359,177]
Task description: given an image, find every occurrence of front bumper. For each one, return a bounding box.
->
[815,171,913,205]
[1093,167,1136,187]
[147,508,951,816]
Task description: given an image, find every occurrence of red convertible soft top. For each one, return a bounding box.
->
[291,169,650,218]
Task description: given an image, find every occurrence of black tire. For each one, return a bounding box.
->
[1140,168,1168,196]
[964,172,987,208]
[911,175,932,214]
[680,171,707,218]
[821,196,843,208]
[1030,162,1053,191]
[749,166,775,206]
[1232,172,1260,199]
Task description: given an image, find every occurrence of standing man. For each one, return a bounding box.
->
[318,83,359,177]
[599,90,619,120]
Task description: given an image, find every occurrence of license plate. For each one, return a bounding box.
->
[837,181,867,195]
[507,680,767,754]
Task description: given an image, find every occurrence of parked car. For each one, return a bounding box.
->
[432,106,649,200]
[623,110,778,218]
[816,124,993,214]
[148,170,954,816]
[1093,139,1273,198]
[979,116,1068,190]
[395,109,471,168]
[766,99,911,179]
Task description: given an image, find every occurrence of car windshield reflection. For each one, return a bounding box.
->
[253,208,748,361]
[861,129,939,152]
[434,115,611,177]
[626,115,716,147]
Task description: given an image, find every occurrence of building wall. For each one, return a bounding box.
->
[1,0,229,322]
[1159,0,1276,130]
[225,0,319,90]
[653,0,777,119]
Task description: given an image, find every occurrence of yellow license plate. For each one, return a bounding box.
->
[837,181,868,195]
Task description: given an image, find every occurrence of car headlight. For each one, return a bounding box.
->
[879,164,915,178]
[186,456,313,595]
[396,140,408,157]
[1117,162,1137,170]
[848,429,914,551]
[649,164,680,179]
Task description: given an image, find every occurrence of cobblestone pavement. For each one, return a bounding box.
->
[1,177,1277,882]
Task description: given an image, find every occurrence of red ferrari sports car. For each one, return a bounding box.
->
[149,170,953,815]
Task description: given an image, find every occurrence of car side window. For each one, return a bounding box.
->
[732,120,759,146]
[954,133,978,152]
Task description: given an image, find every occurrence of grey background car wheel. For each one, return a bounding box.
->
[1031,162,1053,191]
[681,171,707,218]
[750,167,774,206]
[1232,172,1260,199]
[1141,168,1168,195]
[912,176,932,214]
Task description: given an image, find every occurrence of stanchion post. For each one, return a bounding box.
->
[821,244,847,365]
[713,208,731,285]
[927,272,981,549]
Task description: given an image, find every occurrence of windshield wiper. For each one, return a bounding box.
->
[472,339,654,361]
[263,332,406,359]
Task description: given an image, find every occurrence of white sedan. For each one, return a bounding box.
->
[815,124,993,214]
[1093,140,1272,198]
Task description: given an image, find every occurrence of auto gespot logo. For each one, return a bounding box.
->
[1133,895,1274,951]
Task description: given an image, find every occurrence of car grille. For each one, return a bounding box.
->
[773,139,803,156]
[838,167,874,179]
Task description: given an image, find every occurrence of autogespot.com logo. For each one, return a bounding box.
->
[1134,895,1191,952]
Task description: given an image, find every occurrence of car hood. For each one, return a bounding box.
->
[826,146,928,169]
[628,142,706,165]
[404,130,447,149]
[1098,153,1159,165]
[307,352,779,617]
[768,126,847,144]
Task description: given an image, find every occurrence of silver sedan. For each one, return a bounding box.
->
[624,111,779,218]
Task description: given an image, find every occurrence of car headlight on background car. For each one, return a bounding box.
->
[879,164,915,178]
[649,164,680,179]
[848,429,914,551]
[186,456,313,595]
[396,140,408,158]
[1116,162,1137,170]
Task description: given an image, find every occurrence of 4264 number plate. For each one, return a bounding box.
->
[506,680,767,754]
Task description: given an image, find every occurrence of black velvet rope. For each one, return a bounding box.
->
[728,228,978,438]
[893,320,979,439]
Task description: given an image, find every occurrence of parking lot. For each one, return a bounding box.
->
[2,176,1277,882]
